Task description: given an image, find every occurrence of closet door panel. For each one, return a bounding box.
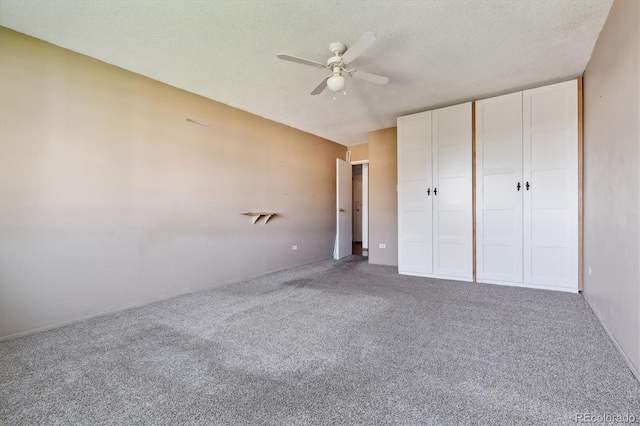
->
[402,149,430,181]
[398,111,433,274]
[475,92,523,283]
[523,80,578,289]
[432,103,472,279]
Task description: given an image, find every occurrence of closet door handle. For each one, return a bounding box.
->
[427,188,431,196]
[434,188,437,196]
[517,182,521,191]
[526,182,530,191]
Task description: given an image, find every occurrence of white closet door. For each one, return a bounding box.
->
[523,80,578,290]
[432,103,472,279]
[476,92,523,283]
[397,111,433,275]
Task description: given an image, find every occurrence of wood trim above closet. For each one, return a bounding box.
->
[472,102,477,283]
[578,76,584,292]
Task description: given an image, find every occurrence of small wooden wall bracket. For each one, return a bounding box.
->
[240,212,276,224]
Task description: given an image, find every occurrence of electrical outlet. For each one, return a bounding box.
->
[379,243,386,248]
[292,245,297,250]
[588,266,592,276]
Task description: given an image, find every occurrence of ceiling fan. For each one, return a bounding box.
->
[277,32,389,97]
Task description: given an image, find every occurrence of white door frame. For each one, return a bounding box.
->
[361,163,369,252]
[350,160,369,252]
[334,159,369,259]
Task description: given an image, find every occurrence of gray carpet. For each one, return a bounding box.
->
[1,257,639,425]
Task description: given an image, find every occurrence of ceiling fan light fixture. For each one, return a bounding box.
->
[327,74,345,92]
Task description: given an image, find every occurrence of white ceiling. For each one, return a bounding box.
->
[0,0,612,146]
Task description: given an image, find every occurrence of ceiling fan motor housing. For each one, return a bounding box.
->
[327,55,342,68]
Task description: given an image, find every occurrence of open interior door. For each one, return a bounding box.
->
[336,158,352,259]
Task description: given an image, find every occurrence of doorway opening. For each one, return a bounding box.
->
[334,158,368,260]
[352,163,369,257]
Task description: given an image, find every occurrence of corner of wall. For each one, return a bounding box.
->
[368,127,398,266]
[582,0,640,380]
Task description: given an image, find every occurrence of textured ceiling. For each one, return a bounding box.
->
[0,0,612,146]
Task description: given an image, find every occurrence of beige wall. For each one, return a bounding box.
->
[0,28,346,338]
[583,0,640,378]
[349,143,369,162]
[368,128,397,266]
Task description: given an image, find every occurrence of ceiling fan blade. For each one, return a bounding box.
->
[350,70,389,85]
[341,32,376,64]
[277,54,327,69]
[311,76,330,95]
